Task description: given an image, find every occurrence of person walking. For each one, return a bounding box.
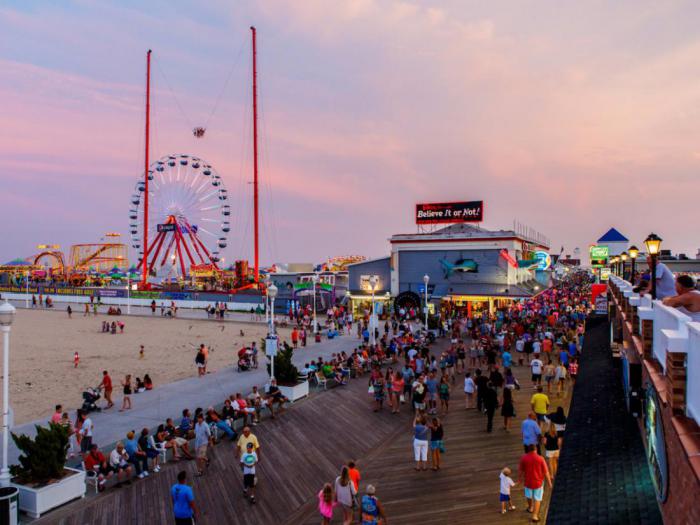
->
[360,484,388,525]
[194,412,211,476]
[413,414,429,471]
[240,442,258,504]
[464,371,475,409]
[78,410,94,453]
[318,483,337,525]
[518,444,552,522]
[483,381,499,433]
[334,465,357,525]
[99,370,114,409]
[530,386,550,430]
[544,425,560,480]
[521,412,542,455]
[171,470,198,525]
[120,374,132,411]
[501,386,515,431]
[429,417,444,470]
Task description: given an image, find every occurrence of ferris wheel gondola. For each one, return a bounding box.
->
[129,154,229,278]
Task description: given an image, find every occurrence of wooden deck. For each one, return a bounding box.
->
[37,353,572,525]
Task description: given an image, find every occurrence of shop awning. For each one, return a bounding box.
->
[438,281,546,299]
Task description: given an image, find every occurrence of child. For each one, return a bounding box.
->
[499,467,516,514]
[241,442,258,504]
[318,482,337,525]
[73,352,80,368]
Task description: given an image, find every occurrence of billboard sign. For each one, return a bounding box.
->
[590,245,609,267]
[157,224,176,233]
[415,201,483,224]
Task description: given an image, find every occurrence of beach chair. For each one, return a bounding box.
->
[149,435,168,465]
[314,371,328,390]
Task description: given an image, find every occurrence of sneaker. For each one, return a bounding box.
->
[138,473,145,479]
[144,471,150,477]
[250,496,256,504]
[154,466,161,473]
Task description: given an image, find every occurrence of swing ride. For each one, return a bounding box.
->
[133,27,262,292]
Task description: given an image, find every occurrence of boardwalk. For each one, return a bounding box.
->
[36,350,572,525]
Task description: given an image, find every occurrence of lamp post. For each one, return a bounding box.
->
[620,252,628,281]
[267,283,278,380]
[0,300,16,487]
[126,276,131,315]
[24,271,29,309]
[610,256,618,276]
[423,274,429,332]
[263,275,271,325]
[369,275,378,347]
[312,272,319,334]
[644,233,662,300]
[628,245,639,285]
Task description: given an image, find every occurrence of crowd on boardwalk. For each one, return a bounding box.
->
[317,271,594,524]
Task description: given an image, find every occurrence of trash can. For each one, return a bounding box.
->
[0,486,18,525]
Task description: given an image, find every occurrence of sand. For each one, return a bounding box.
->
[1,309,292,425]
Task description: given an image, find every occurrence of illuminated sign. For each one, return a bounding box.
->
[534,251,552,271]
[415,201,483,224]
[645,386,668,502]
[499,249,518,268]
[157,224,176,233]
[600,268,611,281]
[360,275,382,292]
[590,245,609,267]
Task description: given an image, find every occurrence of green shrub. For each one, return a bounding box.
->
[266,340,301,385]
[11,423,69,485]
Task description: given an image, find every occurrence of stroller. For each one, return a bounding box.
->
[81,386,102,413]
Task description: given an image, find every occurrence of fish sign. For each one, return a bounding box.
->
[439,258,479,278]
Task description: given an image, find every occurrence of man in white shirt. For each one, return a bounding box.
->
[80,412,94,454]
[641,257,676,299]
[194,413,211,476]
[530,356,544,386]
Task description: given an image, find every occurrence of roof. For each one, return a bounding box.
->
[390,223,550,249]
[597,228,628,243]
[346,256,390,268]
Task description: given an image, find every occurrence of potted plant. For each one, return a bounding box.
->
[10,423,85,518]
[266,341,309,401]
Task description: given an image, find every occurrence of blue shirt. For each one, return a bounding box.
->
[124,437,139,457]
[502,351,512,368]
[521,418,541,445]
[414,424,430,440]
[559,351,569,366]
[171,483,194,518]
[426,378,438,394]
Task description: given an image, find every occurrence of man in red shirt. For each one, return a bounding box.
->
[84,444,114,491]
[99,370,113,409]
[518,444,552,522]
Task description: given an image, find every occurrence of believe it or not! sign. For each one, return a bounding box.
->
[415,201,483,224]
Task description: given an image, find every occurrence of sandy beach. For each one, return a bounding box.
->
[1,309,293,425]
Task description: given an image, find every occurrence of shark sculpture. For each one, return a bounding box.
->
[439,258,479,278]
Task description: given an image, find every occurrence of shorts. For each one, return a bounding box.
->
[243,473,256,488]
[545,449,560,458]
[196,445,208,459]
[524,485,544,501]
[499,493,511,502]
[531,373,541,382]
[545,376,554,383]
[174,437,188,446]
[414,402,426,411]
[413,439,428,461]
[428,393,437,401]
[536,413,546,422]
[430,440,444,451]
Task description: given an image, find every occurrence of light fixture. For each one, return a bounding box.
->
[267,283,278,299]
[0,301,16,326]
[644,233,662,256]
[423,274,430,285]
[628,246,639,259]
[620,252,628,262]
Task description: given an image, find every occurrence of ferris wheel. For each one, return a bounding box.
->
[128,154,230,278]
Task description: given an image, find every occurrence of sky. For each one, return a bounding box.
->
[1,0,699,267]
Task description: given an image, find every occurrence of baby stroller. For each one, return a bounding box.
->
[236,347,251,372]
[81,386,102,413]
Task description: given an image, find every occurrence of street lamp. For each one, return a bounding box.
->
[628,245,639,285]
[610,256,618,276]
[267,283,278,380]
[126,276,131,315]
[644,233,663,300]
[312,272,320,334]
[423,274,429,332]
[263,275,271,325]
[369,275,378,346]
[0,300,16,487]
[620,252,628,281]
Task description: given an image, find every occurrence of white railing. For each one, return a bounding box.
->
[688,323,700,422]
[610,275,700,423]
[651,300,690,371]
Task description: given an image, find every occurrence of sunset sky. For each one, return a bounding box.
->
[1,0,699,266]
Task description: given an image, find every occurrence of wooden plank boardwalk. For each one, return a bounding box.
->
[36,353,572,525]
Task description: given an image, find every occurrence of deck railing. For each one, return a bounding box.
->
[609,275,700,423]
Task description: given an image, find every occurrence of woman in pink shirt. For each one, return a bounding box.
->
[318,483,337,524]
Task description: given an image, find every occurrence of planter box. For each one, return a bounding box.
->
[12,467,86,518]
[279,381,309,402]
